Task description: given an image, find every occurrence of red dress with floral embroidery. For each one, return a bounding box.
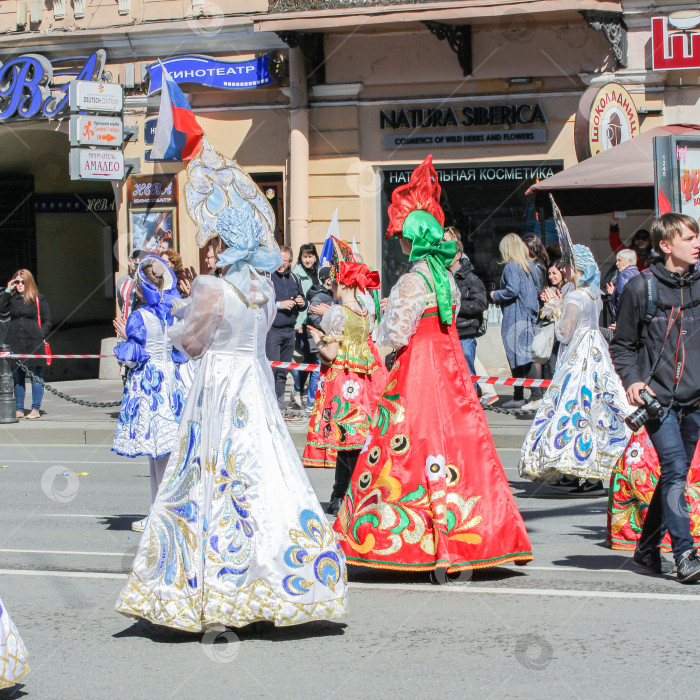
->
[607,429,700,550]
[302,305,388,469]
[333,276,533,572]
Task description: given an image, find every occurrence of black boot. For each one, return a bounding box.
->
[327,449,360,515]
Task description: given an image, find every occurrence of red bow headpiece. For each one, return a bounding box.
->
[338,261,380,292]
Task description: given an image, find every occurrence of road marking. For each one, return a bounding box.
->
[0,548,125,557]
[0,569,124,580]
[37,514,130,518]
[1,569,698,601]
[0,551,637,576]
[347,582,700,601]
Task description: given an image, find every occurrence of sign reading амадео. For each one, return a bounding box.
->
[147,55,273,94]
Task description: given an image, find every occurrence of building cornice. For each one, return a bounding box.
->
[254,0,623,32]
[0,20,286,60]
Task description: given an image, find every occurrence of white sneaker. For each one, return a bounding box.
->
[131,517,147,533]
[521,399,543,412]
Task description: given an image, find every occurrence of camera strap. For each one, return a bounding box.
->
[644,305,683,394]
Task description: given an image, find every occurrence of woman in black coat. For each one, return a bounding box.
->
[5,269,51,419]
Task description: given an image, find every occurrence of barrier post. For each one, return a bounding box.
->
[0,305,18,423]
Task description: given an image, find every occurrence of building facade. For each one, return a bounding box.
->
[0,0,698,375]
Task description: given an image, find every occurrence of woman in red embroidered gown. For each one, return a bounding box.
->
[333,156,533,573]
[608,429,700,550]
[302,238,388,514]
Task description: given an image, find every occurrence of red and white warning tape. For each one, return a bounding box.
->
[0,353,552,387]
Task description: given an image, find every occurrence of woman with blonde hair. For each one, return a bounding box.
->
[490,233,542,410]
[5,269,51,419]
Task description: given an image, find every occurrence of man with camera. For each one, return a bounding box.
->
[611,213,700,583]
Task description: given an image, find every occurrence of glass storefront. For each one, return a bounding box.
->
[380,160,564,295]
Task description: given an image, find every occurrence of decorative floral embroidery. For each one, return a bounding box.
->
[282,509,344,596]
[425,454,446,481]
[144,421,201,590]
[207,439,254,583]
[625,441,644,465]
[373,374,405,437]
[341,379,360,400]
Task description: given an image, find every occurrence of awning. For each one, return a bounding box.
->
[526,124,700,216]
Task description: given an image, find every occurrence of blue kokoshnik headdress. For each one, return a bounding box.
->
[572,244,600,289]
[136,256,180,325]
[185,139,282,296]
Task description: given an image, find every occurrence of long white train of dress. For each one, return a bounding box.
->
[0,597,29,689]
[519,286,632,483]
[115,276,349,631]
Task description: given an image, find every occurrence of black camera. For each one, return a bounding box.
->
[625,388,664,432]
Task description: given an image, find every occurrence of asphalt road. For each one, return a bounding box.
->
[1,443,699,699]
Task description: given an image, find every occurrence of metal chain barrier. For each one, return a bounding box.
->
[481,402,538,417]
[12,357,122,409]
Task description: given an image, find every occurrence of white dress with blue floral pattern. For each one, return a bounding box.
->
[112,308,187,459]
[0,596,29,690]
[519,286,633,483]
[115,275,349,631]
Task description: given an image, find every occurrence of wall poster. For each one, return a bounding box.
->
[126,174,179,255]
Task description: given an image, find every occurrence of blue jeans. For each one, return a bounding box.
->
[307,368,319,408]
[460,338,480,396]
[13,365,44,411]
[292,329,314,395]
[640,407,700,563]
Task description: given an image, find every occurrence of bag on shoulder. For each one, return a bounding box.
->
[36,297,51,367]
[531,319,555,363]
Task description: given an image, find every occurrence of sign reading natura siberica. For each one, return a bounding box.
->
[380,104,547,130]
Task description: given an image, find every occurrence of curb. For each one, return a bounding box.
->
[0,423,528,449]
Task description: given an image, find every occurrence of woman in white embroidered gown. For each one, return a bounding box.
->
[115,153,348,631]
[519,245,632,490]
[0,596,29,689]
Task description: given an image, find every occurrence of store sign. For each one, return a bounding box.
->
[126,175,177,207]
[574,83,639,162]
[144,118,158,145]
[69,80,123,113]
[0,50,106,122]
[383,129,547,149]
[380,104,547,130]
[146,55,274,94]
[35,194,116,213]
[386,163,561,185]
[69,115,123,147]
[652,14,700,71]
[69,149,124,180]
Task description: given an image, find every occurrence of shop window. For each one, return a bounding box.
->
[380,161,563,295]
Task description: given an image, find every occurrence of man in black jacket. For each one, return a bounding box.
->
[610,212,700,583]
[266,245,308,413]
[449,239,487,398]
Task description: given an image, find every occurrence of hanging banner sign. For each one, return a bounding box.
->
[69,149,124,180]
[0,50,106,122]
[652,14,700,70]
[69,115,123,147]
[69,80,123,113]
[146,55,274,94]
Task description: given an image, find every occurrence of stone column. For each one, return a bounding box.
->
[288,46,309,252]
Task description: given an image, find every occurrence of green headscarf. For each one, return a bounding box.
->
[402,209,457,325]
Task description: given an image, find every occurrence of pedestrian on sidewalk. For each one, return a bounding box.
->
[305,266,334,409]
[266,245,307,418]
[490,234,542,410]
[291,243,319,409]
[610,212,700,584]
[444,228,488,400]
[5,270,51,420]
[112,257,188,533]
